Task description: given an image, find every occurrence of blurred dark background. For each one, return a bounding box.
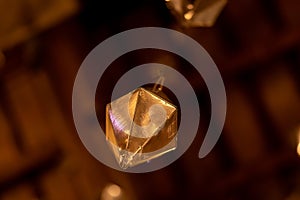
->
[0,0,300,199]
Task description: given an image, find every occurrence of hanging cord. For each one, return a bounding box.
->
[152,73,165,93]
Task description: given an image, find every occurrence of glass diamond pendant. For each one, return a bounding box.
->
[166,0,227,27]
[106,87,178,169]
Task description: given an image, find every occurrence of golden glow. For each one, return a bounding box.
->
[101,184,122,200]
[297,128,300,157]
[107,184,121,198]
[297,143,300,157]
[184,11,194,20]
[187,4,194,10]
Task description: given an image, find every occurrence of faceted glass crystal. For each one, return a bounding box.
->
[166,0,227,27]
[106,88,177,169]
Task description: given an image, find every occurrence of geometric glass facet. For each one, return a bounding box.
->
[106,88,177,169]
[166,0,227,27]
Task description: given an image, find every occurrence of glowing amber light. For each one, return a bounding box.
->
[187,4,194,10]
[106,184,121,198]
[297,128,300,157]
[101,184,122,200]
[297,143,300,157]
[184,11,194,20]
